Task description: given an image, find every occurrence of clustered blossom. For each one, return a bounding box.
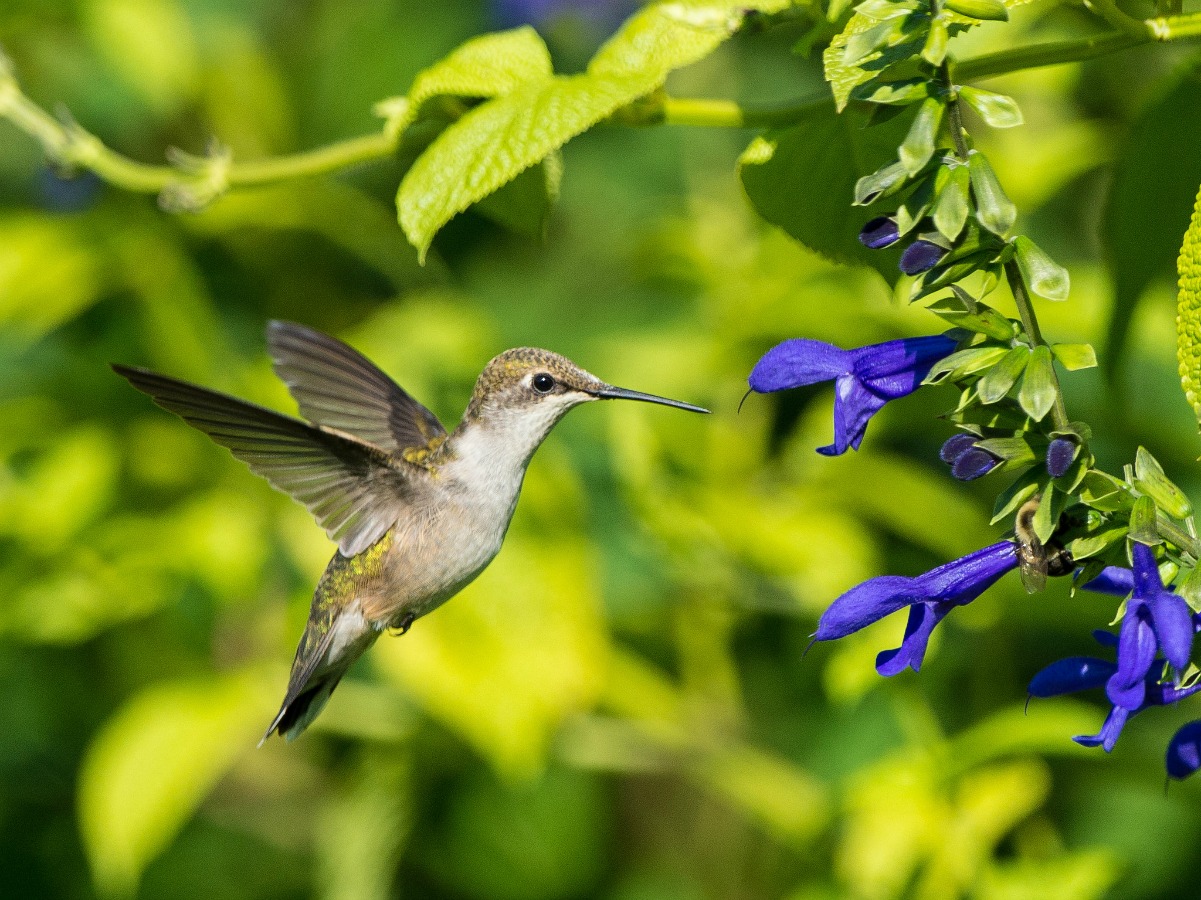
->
[857,217,947,275]
[940,433,999,481]
[1027,544,1201,777]
[749,335,957,455]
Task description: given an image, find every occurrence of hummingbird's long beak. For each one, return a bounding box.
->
[591,384,709,413]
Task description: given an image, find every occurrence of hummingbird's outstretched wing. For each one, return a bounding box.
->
[266,320,447,457]
[113,365,425,556]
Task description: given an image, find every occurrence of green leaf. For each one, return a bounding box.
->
[374,26,554,138]
[932,163,971,241]
[1106,68,1201,382]
[899,97,944,176]
[978,346,1029,404]
[1079,470,1135,513]
[968,151,1017,236]
[1014,235,1070,301]
[991,469,1042,525]
[976,434,1037,466]
[1050,343,1097,371]
[1129,494,1160,545]
[473,153,562,239]
[854,159,910,206]
[740,104,911,278]
[1067,527,1126,561]
[1178,181,1201,422]
[1032,484,1062,543]
[921,17,949,65]
[924,345,1009,383]
[78,672,266,897]
[1134,446,1193,520]
[823,4,919,112]
[944,0,1009,19]
[852,77,932,106]
[926,296,1014,340]
[398,0,784,258]
[958,86,1023,127]
[1018,344,1057,421]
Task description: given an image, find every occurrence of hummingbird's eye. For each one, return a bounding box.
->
[532,373,555,394]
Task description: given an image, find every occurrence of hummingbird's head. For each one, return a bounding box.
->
[460,348,707,456]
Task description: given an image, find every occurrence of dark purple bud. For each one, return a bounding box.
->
[859,216,900,250]
[1046,437,1076,478]
[899,240,946,275]
[940,433,977,464]
[951,447,999,480]
[1167,720,1201,779]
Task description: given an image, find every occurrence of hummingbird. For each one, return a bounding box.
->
[113,321,707,743]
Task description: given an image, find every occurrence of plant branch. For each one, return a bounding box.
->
[954,31,1143,81]
[1158,515,1201,560]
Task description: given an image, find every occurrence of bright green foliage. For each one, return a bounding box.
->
[1014,235,1070,301]
[78,672,267,896]
[397,0,787,258]
[958,86,1023,128]
[1178,181,1201,421]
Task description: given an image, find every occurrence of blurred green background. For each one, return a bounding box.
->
[3,1,1201,898]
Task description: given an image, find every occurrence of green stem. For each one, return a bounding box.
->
[954,31,1143,81]
[1004,261,1070,430]
[661,96,827,129]
[1158,515,1201,559]
[1084,0,1155,37]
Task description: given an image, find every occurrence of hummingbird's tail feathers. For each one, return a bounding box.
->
[260,670,347,744]
[111,364,416,557]
[267,321,447,455]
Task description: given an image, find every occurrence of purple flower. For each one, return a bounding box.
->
[859,216,900,249]
[1081,566,1134,596]
[493,0,636,28]
[749,335,958,456]
[1106,543,1193,710]
[1029,651,1201,752]
[815,541,1019,675]
[1167,720,1201,779]
[1046,437,1076,478]
[939,434,999,480]
[899,240,946,275]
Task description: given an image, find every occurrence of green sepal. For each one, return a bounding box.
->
[926,296,1015,340]
[944,0,1008,20]
[1050,343,1097,371]
[894,177,937,235]
[842,14,912,66]
[899,98,944,176]
[1178,564,1201,609]
[1134,446,1193,520]
[977,346,1030,404]
[922,17,949,65]
[1129,495,1161,545]
[975,434,1037,465]
[1078,470,1135,514]
[852,77,933,106]
[854,159,909,205]
[1014,235,1070,301]
[909,251,994,300]
[931,162,971,241]
[991,468,1042,524]
[958,86,1023,128]
[1017,345,1057,421]
[1050,420,1093,443]
[968,151,1017,236]
[1032,484,1064,543]
[1068,527,1127,561]
[924,345,1009,384]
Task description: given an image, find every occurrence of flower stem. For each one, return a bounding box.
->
[1158,516,1201,560]
[1004,261,1070,430]
[954,31,1143,81]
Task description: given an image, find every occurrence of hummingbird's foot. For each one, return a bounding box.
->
[389,613,415,636]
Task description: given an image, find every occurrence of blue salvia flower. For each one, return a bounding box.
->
[1081,565,1134,596]
[1107,543,1193,709]
[749,335,958,456]
[1167,721,1201,779]
[493,0,636,27]
[815,541,1019,674]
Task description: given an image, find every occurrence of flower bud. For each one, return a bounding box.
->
[899,240,946,275]
[859,216,900,249]
[940,433,976,464]
[1046,436,1076,478]
[951,447,999,480]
